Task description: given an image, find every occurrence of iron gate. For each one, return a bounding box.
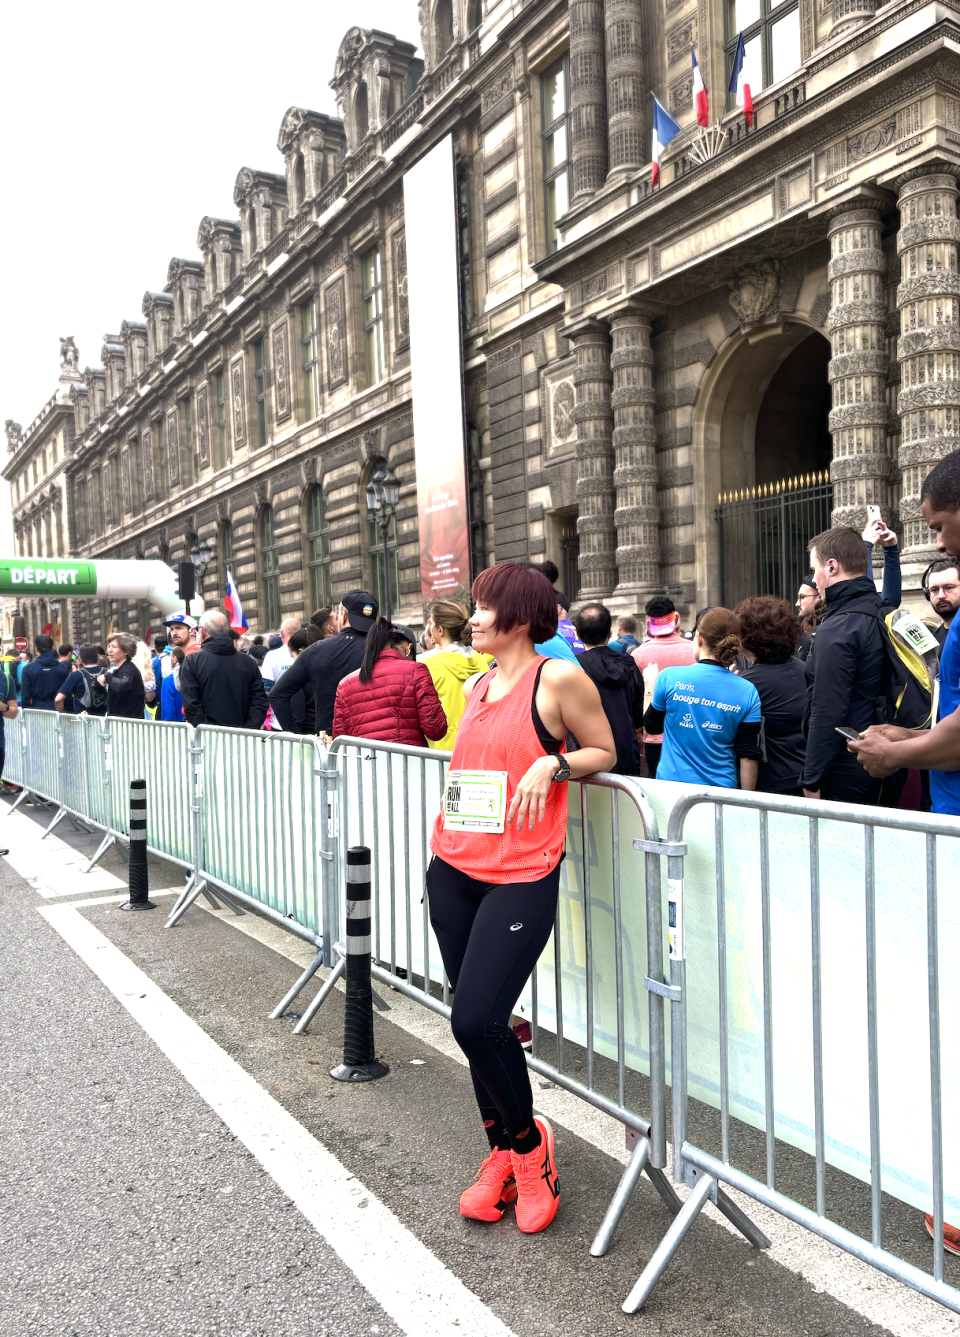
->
[717,472,833,607]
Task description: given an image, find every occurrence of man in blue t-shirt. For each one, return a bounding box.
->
[55,645,108,716]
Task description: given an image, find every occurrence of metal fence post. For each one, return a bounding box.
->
[82,716,117,872]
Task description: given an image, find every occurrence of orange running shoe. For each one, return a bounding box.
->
[511,1116,560,1233]
[459,1148,517,1222]
[924,1214,960,1256]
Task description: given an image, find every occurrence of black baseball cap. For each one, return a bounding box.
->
[341,589,379,631]
[556,591,571,613]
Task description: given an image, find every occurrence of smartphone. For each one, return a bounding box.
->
[835,726,862,742]
[866,504,883,527]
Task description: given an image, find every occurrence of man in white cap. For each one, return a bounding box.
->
[162,612,200,656]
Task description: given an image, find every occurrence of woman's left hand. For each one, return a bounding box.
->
[507,756,559,831]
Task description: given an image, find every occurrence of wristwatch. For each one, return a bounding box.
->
[551,756,572,783]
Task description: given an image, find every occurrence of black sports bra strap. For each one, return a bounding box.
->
[531,660,563,755]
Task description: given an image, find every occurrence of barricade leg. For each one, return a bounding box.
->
[8,787,32,814]
[83,831,116,873]
[591,1136,651,1256]
[42,806,70,839]
[622,1171,716,1313]
[269,949,326,1020]
[292,955,346,1034]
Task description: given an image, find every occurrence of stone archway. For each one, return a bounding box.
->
[692,318,831,607]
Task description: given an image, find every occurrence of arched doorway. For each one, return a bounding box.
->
[694,322,834,607]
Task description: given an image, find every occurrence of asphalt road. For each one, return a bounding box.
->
[0,796,955,1337]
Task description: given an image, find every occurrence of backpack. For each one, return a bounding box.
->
[857,606,938,730]
[75,665,108,715]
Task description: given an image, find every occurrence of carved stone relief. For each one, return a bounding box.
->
[196,386,210,467]
[121,447,132,513]
[142,428,155,504]
[231,359,246,445]
[394,231,409,351]
[325,278,347,390]
[166,409,180,487]
[728,259,784,330]
[481,67,514,114]
[362,427,381,461]
[666,20,695,64]
[273,322,290,421]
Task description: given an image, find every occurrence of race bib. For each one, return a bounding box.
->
[442,769,508,833]
[890,610,940,657]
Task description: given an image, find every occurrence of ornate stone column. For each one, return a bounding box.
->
[569,1,608,202]
[604,0,644,180]
[827,203,892,531]
[831,0,877,41]
[566,319,616,600]
[896,169,960,577]
[609,308,659,602]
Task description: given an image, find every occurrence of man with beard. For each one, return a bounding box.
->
[925,559,960,651]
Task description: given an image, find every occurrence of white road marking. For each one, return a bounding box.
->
[203,903,960,1337]
[2,805,125,895]
[39,901,515,1337]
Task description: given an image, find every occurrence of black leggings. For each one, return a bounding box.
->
[427,854,561,1143]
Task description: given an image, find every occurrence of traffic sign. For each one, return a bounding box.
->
[15,637,27,652]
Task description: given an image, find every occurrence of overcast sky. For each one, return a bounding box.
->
[0,0,421,431]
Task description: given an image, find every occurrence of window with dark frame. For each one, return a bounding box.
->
[724,0,801,104]
[180,395,195,485]
[305,484,333,612]
[301,300,320,421]
[361,247,386,387]
[258,504,282,630]
[254,338,267,446]
[456,164,474,325]
[541,53,572,256]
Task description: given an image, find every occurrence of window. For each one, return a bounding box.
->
[154,417,167,499]
[725,0,800,100]
[355,83,369,140]
[362,247,386,386]
[258,504,282,629]
[76,478,87,544]
[294,153,307,210]
[542,54,572,255]
[435,0,454,59]
[254,338,267,446]
[301,300,320,421]
[457,164,474,324]
[218,518,234,574]
[215,369,229,468]
[305,485,333,611]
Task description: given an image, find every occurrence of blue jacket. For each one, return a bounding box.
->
[20,650,69,710]
[160,670,184,722]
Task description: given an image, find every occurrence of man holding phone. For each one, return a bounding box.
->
[852,450,960,816]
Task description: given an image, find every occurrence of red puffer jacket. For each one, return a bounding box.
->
[333,647,448,746]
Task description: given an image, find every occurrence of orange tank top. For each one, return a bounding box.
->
[430,656,568,883]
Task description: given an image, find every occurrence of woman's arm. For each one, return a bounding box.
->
[507,661,616,831]
[413,663,448,741]
[739,758,758,790]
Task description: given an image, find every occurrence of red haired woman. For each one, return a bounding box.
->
[428,563,615,1233]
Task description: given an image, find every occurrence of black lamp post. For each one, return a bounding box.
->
[190,538,213,601]
[365,464,400,618]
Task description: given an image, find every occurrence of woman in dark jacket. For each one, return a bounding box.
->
[101,633,146,720]
[333,618,447,746]
[735,597,807,795]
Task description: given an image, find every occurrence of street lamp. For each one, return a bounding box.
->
[365,463,400,618]
[190,538,213,601]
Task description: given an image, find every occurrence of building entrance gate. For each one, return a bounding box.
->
[716,473,833,607]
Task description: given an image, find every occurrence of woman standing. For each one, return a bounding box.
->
[428,564,615,1232]
[642,606,761,788]
[735,597,807,795]
[332,618,447,745]
[99,634,146,720]
[421,599,492,750]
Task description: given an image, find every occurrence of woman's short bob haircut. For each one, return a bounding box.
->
[734,596,801,664]
[471,563,558,643]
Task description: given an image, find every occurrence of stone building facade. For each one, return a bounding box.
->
[5,0,960,641]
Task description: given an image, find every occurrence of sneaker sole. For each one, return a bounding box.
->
[924,1216,960,1256]
[460,1183,517,1223]
[516,1116,560,1234]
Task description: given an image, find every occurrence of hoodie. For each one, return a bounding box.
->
[421,644,493,750]
[576,644,645,775]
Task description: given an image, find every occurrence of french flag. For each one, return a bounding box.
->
[224,568,248,632]
[728,32,754,127]
[692,47,709,127]
[652,96,682,187]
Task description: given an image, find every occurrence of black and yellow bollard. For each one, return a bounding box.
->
[120,778,155,912]
[330,846,388,1082]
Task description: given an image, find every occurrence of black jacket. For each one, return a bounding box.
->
[802,576,889,796]
[179,635,269,730]
[575,645,644,775]
[741,659,807,793]
[20,650,69,709]
[105,659,146,720]
[268,628,367,734]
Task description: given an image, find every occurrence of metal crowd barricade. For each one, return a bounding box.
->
[624,787,960,1316]
[286,735,694,1250]
[2,711,28,791]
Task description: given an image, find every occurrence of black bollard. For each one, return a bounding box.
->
[120,778,155,912]
[330,846,389,1083]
